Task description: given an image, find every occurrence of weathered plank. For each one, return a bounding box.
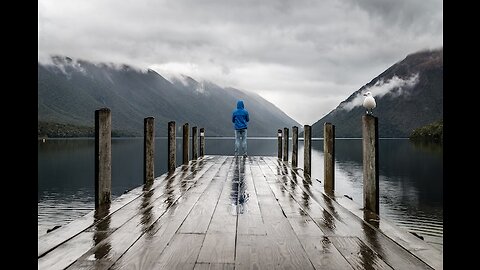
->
[151,233,204,269]
[236,157,266,236]
[297,235,355,270]
[39,155,442,270]
[197,233,236,264]
[263,156,436,270]
[106,156,231,270]
[335,196,443,270]
[197,158,238,264]
[38,157,201,258]
[58,156,225,270]
[330,236,393,270]
[236,158,313,269]
[235,234,314,270]
[194,263,235,270]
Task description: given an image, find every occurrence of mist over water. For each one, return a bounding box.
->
[38,137,442,250]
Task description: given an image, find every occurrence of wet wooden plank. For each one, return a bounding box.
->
[240,157,314,269]
[62,157,226,270]
[236,157,266,236]
[38,157,213,258]
[106,156,231,270]
[38,231,96,270]
[196,158,238,264]
[151,233,204,269]
[39,159,215,270]
[194,263,235,270]
[202,158,237,234]
[259,157,353,236]
[39,155,442,270]
[235,235,314,269]
[297,235,355,270]
[329,236,393,270]
[197,233,236,264]
[263,157,436,270]
[335,196,443,270]
[178,161,230,234]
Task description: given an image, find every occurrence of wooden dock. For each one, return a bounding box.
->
[38,155,442,269]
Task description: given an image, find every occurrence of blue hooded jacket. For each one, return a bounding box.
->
[232,100,249,130]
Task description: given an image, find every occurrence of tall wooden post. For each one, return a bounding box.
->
[362,115,379,214]
[199,128,205,157]
[324,122,335,193]
[182,123,189,165]
[292,126,298,167]
[144,117,155,185]
[283,127,289,162]
[304,125,311,177]
[192,126,198,160]
[277,129,283,159]
[168,121,176,173]
[95,108,111,208]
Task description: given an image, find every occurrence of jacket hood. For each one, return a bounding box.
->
[236,100,244,109]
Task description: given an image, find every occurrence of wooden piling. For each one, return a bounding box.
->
[362,115,379,214]
[292,126,298,167]
[283,127,289,162]
[304,125,311,177]
[182,123,189,165]
[168,121,176,173]
[95,108,111,208]
[277,129,283,159]
[143,117,155,185]
[199,128,205,157]
[324,122,335,193]
[192,126,198,160]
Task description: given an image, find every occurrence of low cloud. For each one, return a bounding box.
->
[339,73,419,111]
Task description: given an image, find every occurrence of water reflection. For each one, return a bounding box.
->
[92,203,112,261]
[140,184,154,237]
[231,157,249,214]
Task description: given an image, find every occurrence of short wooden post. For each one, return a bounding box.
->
[95,108,111,208]
[144,117,155,185]
[277,129,283,159]
[292,126,298,167]
[283,127,289,162]
[182,123,189,165]
[324,122,335,193]
[304,125,311,177]
[192,126,198,160]
[199,128,205,157]
[168,121,176,173]
[362,115,379,214]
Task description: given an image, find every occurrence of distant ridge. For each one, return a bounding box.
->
[38,56,299,137]
[309,48,443,138]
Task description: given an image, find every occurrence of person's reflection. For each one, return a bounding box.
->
[231,157,249,214]
[93,203,112,260]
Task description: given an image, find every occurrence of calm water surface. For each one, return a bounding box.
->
[38,137,443,250]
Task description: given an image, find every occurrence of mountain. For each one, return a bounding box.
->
[38,56,299,137]
[309,48,443,138]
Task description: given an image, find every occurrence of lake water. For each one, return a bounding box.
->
[38,137,443,250]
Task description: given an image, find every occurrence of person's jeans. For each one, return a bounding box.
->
[234,129,247,156]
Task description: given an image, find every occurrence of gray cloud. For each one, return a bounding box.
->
[38,0,442,125]
[339,73,420,112]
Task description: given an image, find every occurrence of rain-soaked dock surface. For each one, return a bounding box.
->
[38,155,443,269]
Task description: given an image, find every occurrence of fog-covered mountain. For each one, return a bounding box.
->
[309,48,443,138]
[38,56,299,137]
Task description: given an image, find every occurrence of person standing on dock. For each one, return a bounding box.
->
[232,100,249,157]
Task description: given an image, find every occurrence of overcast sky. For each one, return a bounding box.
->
[38,0,442,125]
